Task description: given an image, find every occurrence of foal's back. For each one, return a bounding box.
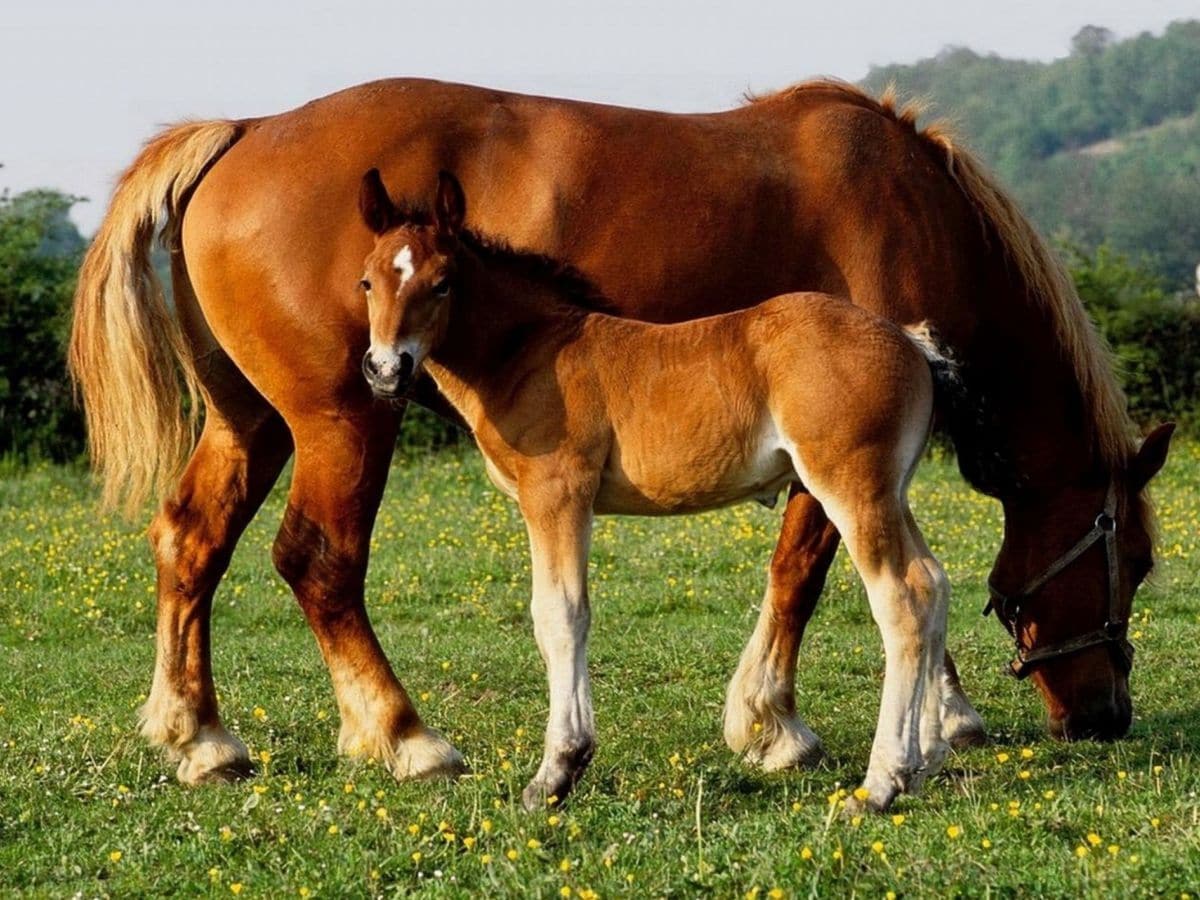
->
[582,293,933,515]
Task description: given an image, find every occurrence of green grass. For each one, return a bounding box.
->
[2,443,1199,897]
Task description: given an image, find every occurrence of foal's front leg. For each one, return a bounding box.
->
[519,487,596,810]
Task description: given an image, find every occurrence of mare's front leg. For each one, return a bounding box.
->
[272,409,465,780]
[518,482,596,810]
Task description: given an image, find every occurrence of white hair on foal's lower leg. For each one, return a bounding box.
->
[523,513,596,808]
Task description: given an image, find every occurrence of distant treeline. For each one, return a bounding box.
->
[863,19,1200,287]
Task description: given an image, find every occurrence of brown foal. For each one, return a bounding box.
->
[359,169,955,811]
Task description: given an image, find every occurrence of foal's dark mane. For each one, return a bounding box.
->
[384,205,617,315]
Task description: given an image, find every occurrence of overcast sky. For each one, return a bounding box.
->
[3,0,1196,234]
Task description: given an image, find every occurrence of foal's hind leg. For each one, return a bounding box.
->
[272,411,465,780]
[142,376,292,784]
[725,490,984,768]
[724,489,835,770]
[831,493,950,812]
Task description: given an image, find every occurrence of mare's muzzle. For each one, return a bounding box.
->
[362,348,415,398]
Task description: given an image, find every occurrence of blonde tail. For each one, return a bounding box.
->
[68,120,242,514]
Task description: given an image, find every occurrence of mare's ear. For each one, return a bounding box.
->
[434,170,466,239]
[359,168,395,235]
[1130,422,1175,491]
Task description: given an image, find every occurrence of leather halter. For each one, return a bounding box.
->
[983,482,1134,680]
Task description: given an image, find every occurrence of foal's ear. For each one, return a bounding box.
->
[1130,422,1175,491]
[359,168,395,235]
[434,170,466,239]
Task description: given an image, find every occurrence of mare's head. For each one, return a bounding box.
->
[357,168,466,398]
[990,423,1173,740]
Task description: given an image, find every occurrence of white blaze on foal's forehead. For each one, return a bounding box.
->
[393,245,415,286]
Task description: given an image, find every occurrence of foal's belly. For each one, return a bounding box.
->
[592,423,798,516]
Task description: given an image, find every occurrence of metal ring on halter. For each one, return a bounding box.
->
[982,482,1134,680]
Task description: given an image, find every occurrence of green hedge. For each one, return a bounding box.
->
[1067,242,1200,430]
[0,190,85,462]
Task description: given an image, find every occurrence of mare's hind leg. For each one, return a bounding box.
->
[724,489,835,770]
[141,369,292,784]
[272,411,465,780]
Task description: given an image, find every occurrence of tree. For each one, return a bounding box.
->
[1072,25,1115,57]
[0,188,87,461]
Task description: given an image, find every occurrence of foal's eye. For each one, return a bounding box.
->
[359,279,372,292]
[432,278,451,297]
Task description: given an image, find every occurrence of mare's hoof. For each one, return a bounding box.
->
[389,727,469,781]
[175,726,254,785]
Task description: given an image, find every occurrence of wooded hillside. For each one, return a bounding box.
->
[862,20,1200,288]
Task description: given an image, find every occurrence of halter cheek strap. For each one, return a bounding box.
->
[983,482,1134,680]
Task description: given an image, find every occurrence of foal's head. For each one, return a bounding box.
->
[358,169,466,398]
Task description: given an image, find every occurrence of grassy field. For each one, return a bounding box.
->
[2,442,1199,897]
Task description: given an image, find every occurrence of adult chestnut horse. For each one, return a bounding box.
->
[70,78,1172,787]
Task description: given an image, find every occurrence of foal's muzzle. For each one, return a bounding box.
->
[362,349,414,398]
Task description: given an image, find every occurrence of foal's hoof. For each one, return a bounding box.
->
[175,727,254,785]
[521,776,573,812]
[843,785,898,816]
[521,742,594,811]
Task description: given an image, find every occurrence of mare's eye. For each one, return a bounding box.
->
[432,278,451,297]
[359,279,372,292]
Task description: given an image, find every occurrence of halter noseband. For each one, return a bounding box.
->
[983,482,1134,680]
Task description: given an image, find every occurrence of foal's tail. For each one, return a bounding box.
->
[902,321,967,427]
[68,120,243,515]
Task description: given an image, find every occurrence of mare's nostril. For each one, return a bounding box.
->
[398,352,414,381]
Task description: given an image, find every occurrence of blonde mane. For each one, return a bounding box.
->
[750,79,1137,473]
